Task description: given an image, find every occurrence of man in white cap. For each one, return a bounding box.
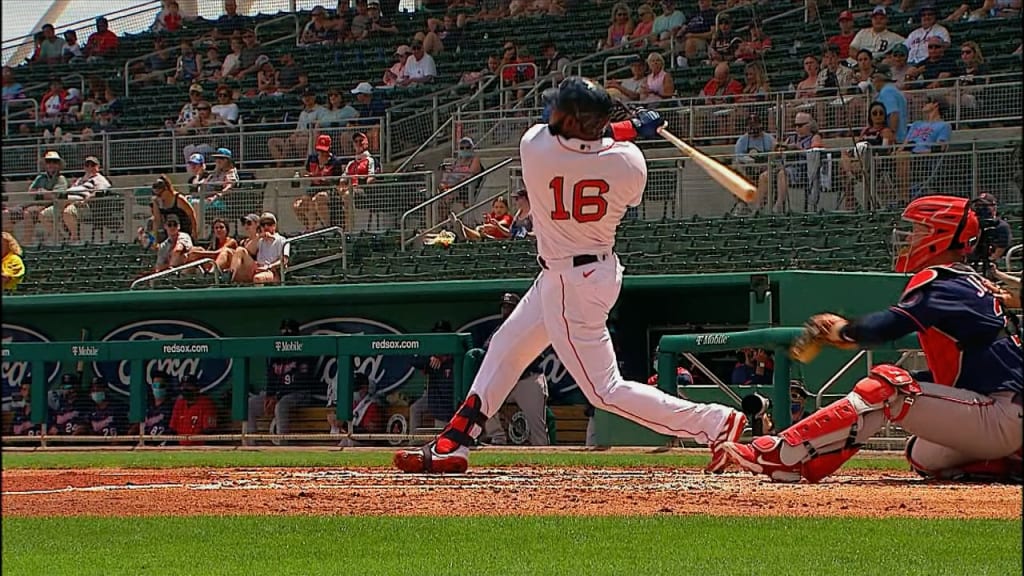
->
[350,81,385,151]
[45,156,112,243]
[24,151,69,243]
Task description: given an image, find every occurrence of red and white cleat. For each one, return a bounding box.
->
[721,436,802,483]
[393,442,470,474]
[706,411,747,473]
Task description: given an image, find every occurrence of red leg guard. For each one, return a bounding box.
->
[436,394,486,454]
[801,447,861,483]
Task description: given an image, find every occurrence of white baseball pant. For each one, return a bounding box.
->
[467,253,734,443]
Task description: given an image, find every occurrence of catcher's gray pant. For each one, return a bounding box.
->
[485,373,549,446]
[245,391,312,446]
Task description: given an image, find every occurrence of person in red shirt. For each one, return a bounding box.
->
[294,134,344,232]
[701,62,743,137]
[170,375,218,446]
[84,18,120,61]
[337,132,378,231]
[828,11,856,60]
[451,196,513,241]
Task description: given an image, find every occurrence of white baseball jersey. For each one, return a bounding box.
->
[519,124,647,262]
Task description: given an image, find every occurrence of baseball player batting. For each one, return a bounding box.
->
[722,196,1023,483]
[395,76,746,474]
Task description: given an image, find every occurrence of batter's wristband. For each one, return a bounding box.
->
[609,120,637,142]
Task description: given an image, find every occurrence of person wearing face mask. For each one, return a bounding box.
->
[49,373,87,436]
[246,319,317,445]
[171,374,218,446]
[11,381,40,436]
[88,379,119,438]
[790,382,812,424]
[437,136,483,215]
[129,372,176,441]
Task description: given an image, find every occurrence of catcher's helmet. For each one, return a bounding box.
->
[892,195,979,273]
[546,76,613,138]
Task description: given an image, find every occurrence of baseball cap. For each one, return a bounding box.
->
[255,54,271,67]
[211,147,233,160]
[918,4,938,16]
[790,382,810,399]
[315,134,332,152]
[889,43,909,57]
[43,150,62,162]
[975,192,998,206]
[871,6,887,16]
[302,86,317,97]
[351,81,373,95]
[396,44,411,56]
[501,292,521,306]
[187,153,206,165]
[353,131,368,143]
[84,155,100,166]
[514,188,528,198]
[259,212,277,225]
[152,178,168,190]
[459,136,475,148]
[871,63,894,81]
[164,213,181,225]
[189,83,203,94]
[241,213,260,224]
[838,10,853,21]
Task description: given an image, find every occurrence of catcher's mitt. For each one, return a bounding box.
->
[789,313,858,364]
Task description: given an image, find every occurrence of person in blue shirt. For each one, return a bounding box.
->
[896,96,951,199]
[872,64,907,143]
[723,195,1022,484]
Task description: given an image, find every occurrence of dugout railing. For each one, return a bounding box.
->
[1,333,479,447]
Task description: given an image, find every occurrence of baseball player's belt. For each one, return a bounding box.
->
[537,254,605,270]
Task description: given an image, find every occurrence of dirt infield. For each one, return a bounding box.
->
[3,466,1020,519]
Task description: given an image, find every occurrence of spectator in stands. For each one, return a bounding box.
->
[277,53,309,94]
[499,41,536,102]
[849,6,904,61]
[185,153,208,195]
[148,174,197,240]
[38,77,70,128]
[236,212,261,252]
[818,44,855,95]
[509,188,533,239]
[957,41,990,84]
[62,31,84,63]
[336,132,377,231]
[268,88,326,166]
[459,53,500,87]
[700,62,741,137]
[399,41,437,85]
[839,101,895,209]
[255,56,283,97]
[408,320,457,434]
[872,64,908,143]
[883,43,911,87]
[168,83,205,129]
[735,20,771,63]
[2,66,25,103]
[211,85,239,124]
[350,82,385,150]
[24,151,69,243]
[186,218,238,273]
[707,14,741,65]
[205,0,246,43]
[829,11,857,59]
[180,101,228,163]
[133,36,175,85]
[904,5,950,66]
[539,41,570,84]
[217,37,244,80]
[234,29,263,79]
[905,36,957,89]
[795,55,820,99]
[639,52,673,102]
[201,46,223,82]
[171,374,218,446]
[734,112,777,193]
[652,0,686,48]
[438,136,483,213]
[947,0,1021,21]
[364,1,399,38]
[172,40,203,86]
[84,17,119,62]
[450,196,513,241]
[759,111,824,213]
[301,5,339,46]
[383,45,410,86]
[32,24,65,65]
[853,48,876,88]
[737,61,770,104]
[128,372,176,441]
[46,156,112,243]
[151,214,193,272]
[203,148,240,212]
[295,134,344,232]
[229,212,289,284]
[318,87,359,128]
[605,56,647,102]
[896,96,951,198]
[604,3,635,50]
[1,231,25,292]
[631,5,655,45]
[971,193,1014,261]
[152,1,183,34]
[676,0,716,67]
[350,0,371,38]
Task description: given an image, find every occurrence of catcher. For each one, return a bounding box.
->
[722,195,1022,483]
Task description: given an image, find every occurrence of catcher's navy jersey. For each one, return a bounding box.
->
[143,400,175,436]
[855,264,1022,396]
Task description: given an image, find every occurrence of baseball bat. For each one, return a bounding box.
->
[657,126,757,203]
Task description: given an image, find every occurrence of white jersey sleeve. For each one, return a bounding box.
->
[519,123,647,262]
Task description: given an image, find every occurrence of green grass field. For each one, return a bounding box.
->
[3,450,1021,576]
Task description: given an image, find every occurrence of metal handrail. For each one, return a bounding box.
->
[408,187,510,247]
[813,350,867,410]
[1007,244,1022,272]
[399,157,516,249]
[498,62,539,108]
[130,258,219,290]
[278,226,345,285]
[395,116,453,174]
[123,45,181,97]
[3,98,40,134]
[679,352,745,405]
[22,73,86,102]
[255,14,300,46]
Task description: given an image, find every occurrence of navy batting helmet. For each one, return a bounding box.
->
[546,76,613,139]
